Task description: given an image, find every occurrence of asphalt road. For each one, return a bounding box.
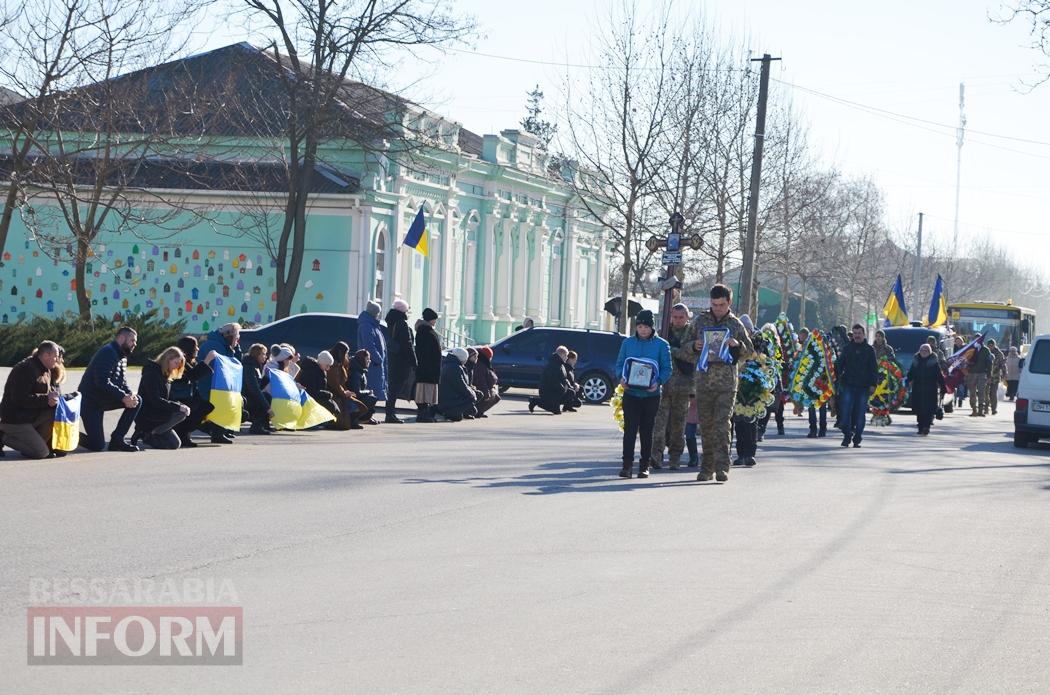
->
[1,383,1049,694]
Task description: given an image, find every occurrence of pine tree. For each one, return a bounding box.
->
[521,84,557,148]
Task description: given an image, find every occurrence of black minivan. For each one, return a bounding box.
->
[490,327,625,403]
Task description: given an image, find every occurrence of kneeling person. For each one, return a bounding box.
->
[437,348,478,422]
[0,341,64,459]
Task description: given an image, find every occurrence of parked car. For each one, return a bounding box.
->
[883,326,956,413]
[1013,333,1050,448]
[491,327,625,403]
[239,313,364,358]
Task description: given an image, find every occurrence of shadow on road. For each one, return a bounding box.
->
[405,460,718,495]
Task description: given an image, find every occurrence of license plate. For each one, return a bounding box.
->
[1034,402,1050,413]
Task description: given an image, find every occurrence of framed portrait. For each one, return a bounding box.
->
[624,357,657,389]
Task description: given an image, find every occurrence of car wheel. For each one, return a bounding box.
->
[581,373,612,403]
[1014,432,1032,449]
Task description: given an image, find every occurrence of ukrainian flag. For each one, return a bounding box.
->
[206,355,243,431]
[402,205,428,256]
[52,393,80,452]
[883,274,909,327]
[925,274,948,328]
[267,368,335,430]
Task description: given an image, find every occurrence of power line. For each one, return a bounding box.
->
[775,78,1050,148]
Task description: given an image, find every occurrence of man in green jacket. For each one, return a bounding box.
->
[967,340,993,417]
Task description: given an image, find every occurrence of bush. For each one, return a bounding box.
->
[0,311,191,368]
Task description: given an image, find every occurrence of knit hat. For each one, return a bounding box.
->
[478,346,493,361]
[274,345,294,362]
[451,347,469,364]
[365,300,381,317]
[466,347,478,357]
[316,350,334,367]
[422,307,439,321]
[393,299,409,313]
[636,310,655,328]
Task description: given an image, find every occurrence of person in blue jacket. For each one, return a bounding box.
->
[196,322,242,444]
[78,327,142,452]
[614,310,672,479]
[356,300,388,404]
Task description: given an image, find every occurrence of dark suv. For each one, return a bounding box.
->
[491,327,625,403]
[239,313,362,358]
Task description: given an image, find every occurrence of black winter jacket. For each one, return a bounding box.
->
[835,340,879,390]
[0,355,55,425]
[136,361,185,431]
[386,309,417,399]
[414,323,443,384]
[438,354,476,413]
[241,357,269,415]
[907,352,946,415]
[79,341,132,406]
[539,353,570,402]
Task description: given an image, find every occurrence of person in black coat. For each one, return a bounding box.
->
[529,346,572,415]
[241,343,273,435]
[348,350,379,422]
[385,301,417,424]
[437,348,478,422]
[133,347,211,449]
[834,324,879,448]
[296,352,340,425]
[414,309,443,422]
[907,343,946,436]
[169,335,218,447]
[0,341,64,459]
[78,327,142,452]
[564,350,584,411]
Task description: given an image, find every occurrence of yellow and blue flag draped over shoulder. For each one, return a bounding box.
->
[402,205,428,256]
[925,274,948,328]
[207,355,243,431]
[52,393,80,452]
[267,368,335,430]
[883,274,910,327]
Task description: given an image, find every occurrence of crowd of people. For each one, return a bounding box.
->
[0,301,508,459]
[615,283,1009,483]
[0,291,1011,469]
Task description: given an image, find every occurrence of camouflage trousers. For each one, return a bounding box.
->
[651,380,692,465]
[967,373,988,414]
[696,366,738,476]
[985,375,1001,413]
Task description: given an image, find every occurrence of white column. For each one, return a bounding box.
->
[512,225,528,319]
[480,220,496,320]
[587,249,599,326]
[464,229,478,318]
[498,227,514,320]
[563,227,578,326]
[351,207,370,312]
[525,227,542,318]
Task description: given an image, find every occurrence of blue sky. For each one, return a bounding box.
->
[194,0,1050,278]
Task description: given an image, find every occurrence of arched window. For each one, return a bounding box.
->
[374,230,386,301]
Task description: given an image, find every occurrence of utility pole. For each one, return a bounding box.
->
[912,212,924,319]
[740,53,780,319]
[953,82,966,249]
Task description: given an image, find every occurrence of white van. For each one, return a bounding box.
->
[1014,333,1050,448]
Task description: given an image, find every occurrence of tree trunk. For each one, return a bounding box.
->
[619,253,631,334]
[75,237,91,321]
[799,276,808,329]
[0,185,20,264]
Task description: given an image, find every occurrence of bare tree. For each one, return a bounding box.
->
[225,0,473,319]
[559,0,681,332]
[10,0,202,320]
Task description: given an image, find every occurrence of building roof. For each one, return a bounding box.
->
[0,154,359,194]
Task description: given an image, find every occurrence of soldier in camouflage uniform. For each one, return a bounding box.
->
[650,304,695,470]
[985,338,1006,415]
[678,284,754,483]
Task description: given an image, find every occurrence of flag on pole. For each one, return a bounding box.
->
[402,205,429,256]
[266,368,335,430]
[882,274,910,327]
[52,393,81,452]
[925,274,948,328]
[206,355,243,431]
[944,332,986,392]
